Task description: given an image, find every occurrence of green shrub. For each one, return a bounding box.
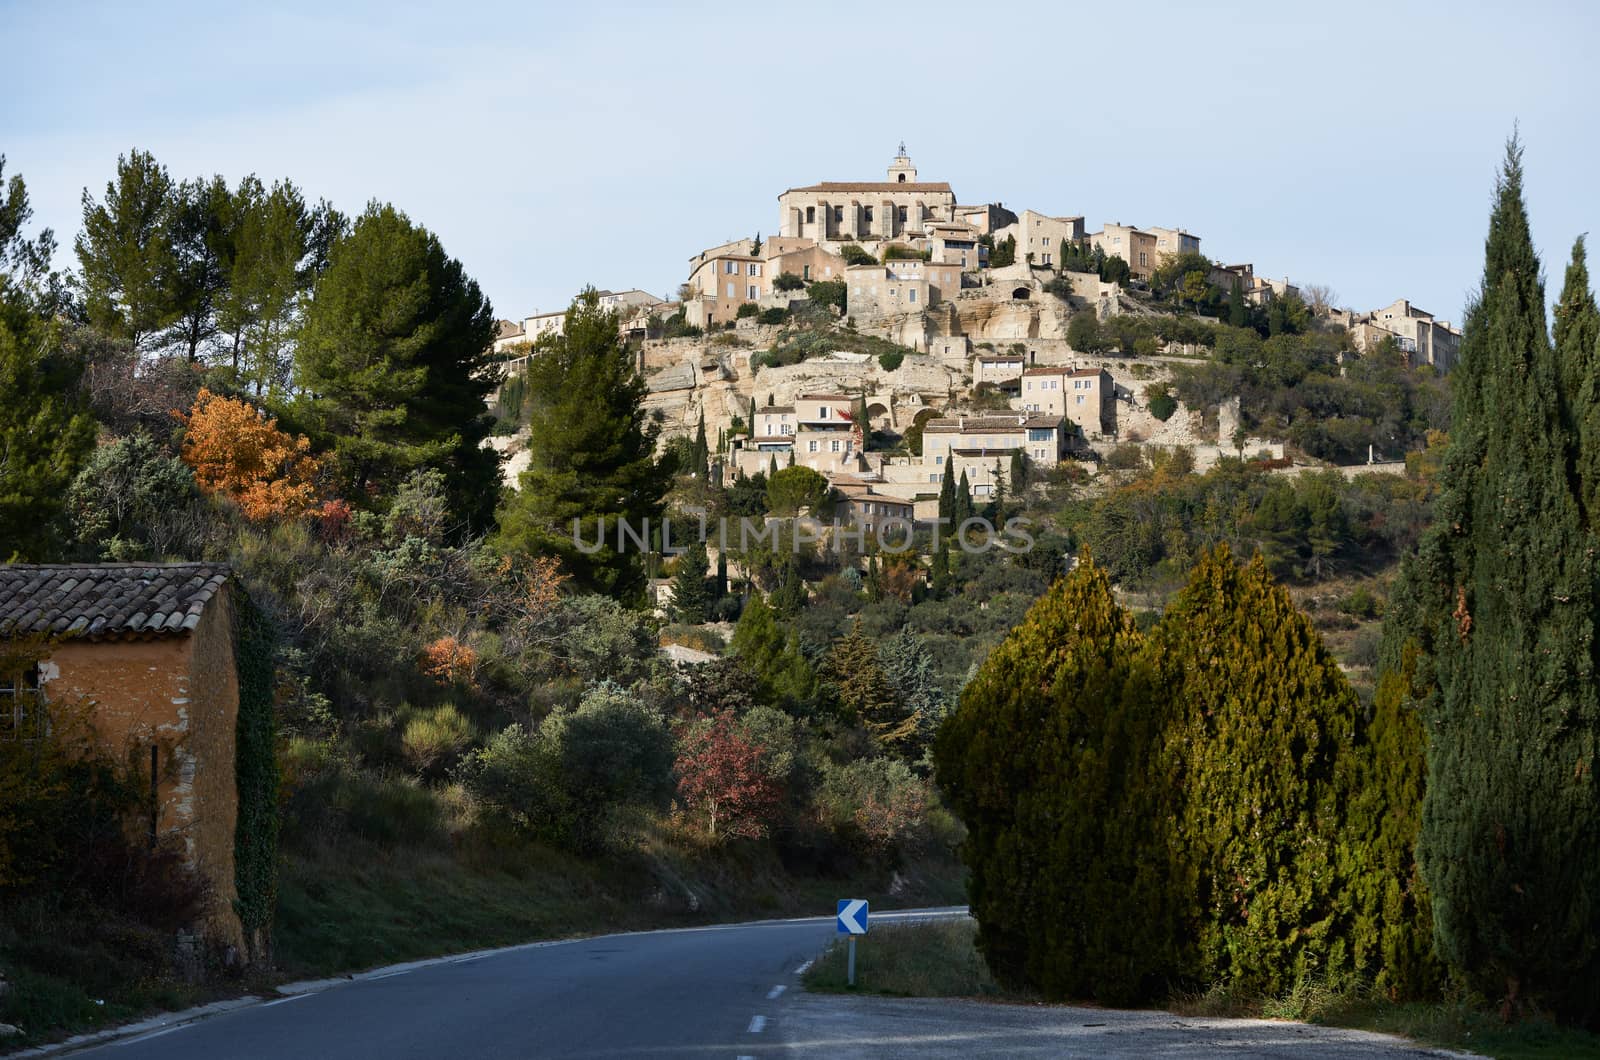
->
[840,244,876,266]
[879,350,905,372]
[1146,384,1178,421]
[735,302,759,319]
[773,272,805,292]
[400,703,477,776]
[759,307,788,325]
[808,279,847,312]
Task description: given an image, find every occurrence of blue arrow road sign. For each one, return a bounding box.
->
[837,898,868,935]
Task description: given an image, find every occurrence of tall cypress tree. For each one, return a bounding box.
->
[937,465,956,523]
[1395,139,1600,1022]
[1555,236,1600,523]
[495,289,668,599]
[296,202,499,531]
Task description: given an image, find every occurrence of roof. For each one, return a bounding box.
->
[783,182,955,195]
[978,354,1026,363]
[0,563,231,639]
[495,320,524,340]
[756,405,796,414]
[924,415,1064,433]
[797,393,851,402]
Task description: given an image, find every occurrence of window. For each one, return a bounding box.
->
[0,664,45,742]
[909,289,917,303]
[725,261,736,274]
[748,284,758,299]
[808,440,818,453]
[897,207,907,222]
[864,206,874,224]
[747,263,759,276]
[830,440,841,452]
[803,265,811,280]
[806,206,816,223]
[935,455,944,465]
[1077,395,1085,404]
[818,407,829,419]
[1139,253,1148,267]
[1027,428,1053,441]
[834,206,843,223]
[726,283,734,298]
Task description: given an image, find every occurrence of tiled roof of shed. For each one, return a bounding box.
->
[0,563,231,639]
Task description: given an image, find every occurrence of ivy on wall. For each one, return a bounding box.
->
[232,585,279,961]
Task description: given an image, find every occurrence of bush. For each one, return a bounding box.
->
[735,302,760,319]
[878,350,905,372]
[840,244,876,266]
[773,272,806,292]
[936,550,1416,1004]
[1104,443,1144,471]
[766,465,834,516]
[758,307,788,326]
[400,703,476,776]
[808,279,847,313]
[1146,384,1178,422]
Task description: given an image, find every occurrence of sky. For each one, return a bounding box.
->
[4,0,1598,329]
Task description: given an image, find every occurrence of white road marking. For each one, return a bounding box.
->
[747,1015,767,1033]
[793,959,812,976]
[452,953,491,964]
[114,1025,186,1047]
[364,969,410,981]
[737,1055,756,1059]
[263,993,315,1007]
[767,984,786,999]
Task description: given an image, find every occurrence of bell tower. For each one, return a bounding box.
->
[887,141,917,184]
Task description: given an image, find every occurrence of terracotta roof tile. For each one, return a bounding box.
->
[0,563,231,640]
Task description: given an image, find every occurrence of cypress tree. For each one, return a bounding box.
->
[954,469,975,526]
[693,410,709,478]
[1555,236,1600,522]
[937,465,955,523]
[1227,278,1249,329]
[671,538,711,623]
[1009,450,1028,494]
[1393,139,1600,1023]
[296,202,500,531]
[935,556,1175,1002]
[929,545,951,597]
[495,289,669,599]
[1152,547,1369,997]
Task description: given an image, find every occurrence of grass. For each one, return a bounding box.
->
[802,920,1600,1060]
[275,828,965,978]
[802,918,1005,999]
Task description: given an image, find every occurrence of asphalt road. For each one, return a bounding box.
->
[79,909,964,1060]
[75,908,1464,1059]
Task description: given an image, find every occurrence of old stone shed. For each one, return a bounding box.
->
[0,563,250,954]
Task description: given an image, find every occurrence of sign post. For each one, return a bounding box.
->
[836,898,868,987]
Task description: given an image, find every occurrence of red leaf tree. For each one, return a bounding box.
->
[674,710,783,842]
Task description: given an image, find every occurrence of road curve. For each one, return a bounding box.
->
[78,908,966,1060]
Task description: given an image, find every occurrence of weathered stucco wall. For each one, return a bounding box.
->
[42,591,243,951]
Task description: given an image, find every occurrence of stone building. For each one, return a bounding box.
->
[778,146,958,247]
[0,563,250,954]
[920,413,1072,498]
[992,210,1086,268]
[1347,298,1461,370]
[1088,222,1201,278]
[1019,366,1114,437]
[682,238,847,329]
[831,479,916,532]
[846,260,962,320]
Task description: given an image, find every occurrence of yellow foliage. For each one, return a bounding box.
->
[179,388,321,521]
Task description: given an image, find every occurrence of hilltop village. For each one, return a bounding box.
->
[491,146,1458,521]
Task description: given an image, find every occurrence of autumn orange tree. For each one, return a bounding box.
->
[179,388,320,520]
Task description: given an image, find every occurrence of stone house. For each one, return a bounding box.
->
[1348,298,1461,370]
[794,393,868,474]
[973,351,1026,387]
[683,238,847,328]
[921,413,1071,498]
[1088,222,1201,278]
[992,210,1086,268]
[0,563,251,955]
[831,479,916,532]
[846,260,962,320]
[1019,366,1114,437]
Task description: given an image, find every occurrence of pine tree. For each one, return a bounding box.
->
[495,288,668,598]
[829,623,916,750]
[879,630,949,762]
[671,538,711,623]
[1395,139,1600,1023]
[164,175,227,361]
[1,162,96,559]
[730,593,815,711]
[296,202,499,531]
[74,148,178,352]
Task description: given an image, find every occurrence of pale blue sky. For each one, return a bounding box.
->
[4,0,1597,328]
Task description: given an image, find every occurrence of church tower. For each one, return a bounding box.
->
[887,142,917,184]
